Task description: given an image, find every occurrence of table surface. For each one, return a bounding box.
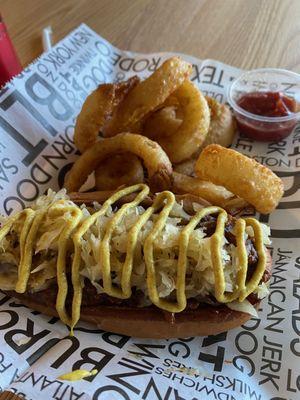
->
[1,0,300,72]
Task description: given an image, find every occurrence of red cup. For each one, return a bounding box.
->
[0,15,22,88]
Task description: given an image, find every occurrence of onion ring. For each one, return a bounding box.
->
[74,77,139,153]
[155,81,210,163]
[73,84,115,153]
[172,98,235,175]
[195,144,284,214]
[95,153,144,190]
[113,76,140,107]
[142,106,182,140]
[172,172,234,207]
[102,57,192,137]
[173,156,198,177]
[65,133,173,193]
[201,97,236,148]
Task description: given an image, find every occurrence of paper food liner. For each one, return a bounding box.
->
[0,24,299,400]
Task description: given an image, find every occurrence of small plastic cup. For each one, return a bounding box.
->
[227,68,300,141]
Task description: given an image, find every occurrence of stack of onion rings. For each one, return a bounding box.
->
[102,57,193,137]
[73,76,144,190]
[66,57,283,214]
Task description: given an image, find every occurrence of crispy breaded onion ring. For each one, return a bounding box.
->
[103,57,192,137]
[95,153,144,190]
[172,172,234,207]
[201,97,236,148]
[142,106,182,140]
[195,144,284,214]
[65,133,172,193]
[173,98,235,176]
[113,77,140,107]
[74,84,115,153]
[173,156,197,177]
[155,81,210,163]
[74,77,139,153]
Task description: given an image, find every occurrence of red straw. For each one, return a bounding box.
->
[0,15,22,88]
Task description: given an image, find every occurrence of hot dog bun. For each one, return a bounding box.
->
[8,292,262,338]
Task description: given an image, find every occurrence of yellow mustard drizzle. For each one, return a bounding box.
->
[240,218,267,301]
[58,369,97,381]
[53,201,83,326]
[144,191,177,312]
[0,184,267,330]
[100,184,150,298]
[16,209,47,293]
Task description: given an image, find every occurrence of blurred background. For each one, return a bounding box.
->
[1,0,300,71]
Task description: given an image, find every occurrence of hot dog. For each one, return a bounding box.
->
[0,184,272,338]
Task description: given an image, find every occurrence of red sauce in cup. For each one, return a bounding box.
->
[235,91,298,141]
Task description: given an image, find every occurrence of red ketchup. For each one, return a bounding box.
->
[236,91,298,141]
